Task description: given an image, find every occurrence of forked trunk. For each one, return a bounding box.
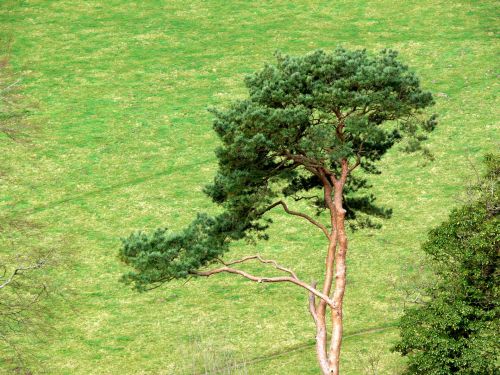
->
[312,165,348,375]
[314,235,347,375]
[314,237,337,374]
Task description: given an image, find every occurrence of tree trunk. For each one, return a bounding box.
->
[328,175,348,375]
[315,322,330,374]
[311,163,349,374]
[315,236,338,375]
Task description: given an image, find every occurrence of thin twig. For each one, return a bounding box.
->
[219,255,298,280]
[0,78,21,95]
[0,260,45,290]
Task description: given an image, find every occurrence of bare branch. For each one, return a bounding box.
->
[0,260,45,290]
[317,170,336,228]
[191,266,335,308]
[285,152,323,170]
[341,106,357,120]
[219,254,298,279]
[283,151,337,179]
[265,200,330,239]
[309,281,319,324]
[348,146,363,175]
[0,78,21,95]
[292,194,319,202]
[348,158,361,175]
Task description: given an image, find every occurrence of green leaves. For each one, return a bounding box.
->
[394,155,499,374]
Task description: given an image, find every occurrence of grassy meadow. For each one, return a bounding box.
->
[0,0,498,374]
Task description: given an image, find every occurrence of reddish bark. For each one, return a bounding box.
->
[196,158,354,374]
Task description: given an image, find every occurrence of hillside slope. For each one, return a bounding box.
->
[0,1,498,374]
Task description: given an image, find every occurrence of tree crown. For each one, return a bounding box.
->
[120,48,435,290]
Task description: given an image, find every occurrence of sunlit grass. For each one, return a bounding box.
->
[0,0,498,373]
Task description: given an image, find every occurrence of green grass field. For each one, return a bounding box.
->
[0,1,498,374]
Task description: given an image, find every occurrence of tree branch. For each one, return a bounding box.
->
[191,266,335,308]
[0,79,21,95]
[292,194,320,202]
[0,261,44,290]
[318,169,336,229]
[347,142,364,175]
[265,200,330,239]
[309,281,319,324]
[285,152,323,170]
[341,106,357,120]
[218,254,298,279]
[348,154,361,175]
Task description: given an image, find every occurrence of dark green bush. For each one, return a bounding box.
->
[394,154,499,374]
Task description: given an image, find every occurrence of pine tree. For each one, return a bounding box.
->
[120,48,435,374]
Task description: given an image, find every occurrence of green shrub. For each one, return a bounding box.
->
[394,154,499,374]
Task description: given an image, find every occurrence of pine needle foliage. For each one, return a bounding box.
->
[119,48,435,290]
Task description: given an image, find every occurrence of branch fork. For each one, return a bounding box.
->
[0,260,45,290]
[192,254,335,309]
